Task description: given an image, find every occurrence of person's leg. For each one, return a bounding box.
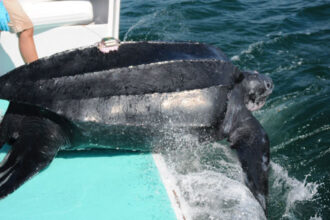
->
[18,27,38,63]
[3,0,38,64]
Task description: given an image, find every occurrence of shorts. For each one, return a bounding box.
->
[3,0,33,33]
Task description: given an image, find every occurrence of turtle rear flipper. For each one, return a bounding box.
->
[0,116,68,199]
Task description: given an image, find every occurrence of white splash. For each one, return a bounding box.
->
[309,215,322,220]
[270,162,319,218]
[158,133,266,220]
[231,55,240,61]
[175,170,266,220]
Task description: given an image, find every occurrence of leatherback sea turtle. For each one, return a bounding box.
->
[0,42,273,212]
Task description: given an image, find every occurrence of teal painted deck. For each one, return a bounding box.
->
[0,101,176,220]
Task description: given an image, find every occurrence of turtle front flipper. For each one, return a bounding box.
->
[225,106,270,213]
[0,115,69,199]
[219,71,272,214]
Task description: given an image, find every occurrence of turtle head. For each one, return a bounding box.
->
[240,71,273,111]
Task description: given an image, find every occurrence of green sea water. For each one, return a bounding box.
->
[120,0,329,219]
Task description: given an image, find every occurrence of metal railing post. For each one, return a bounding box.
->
[108,0,121,39]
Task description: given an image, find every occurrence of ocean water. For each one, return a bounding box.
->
[120,0,329,219]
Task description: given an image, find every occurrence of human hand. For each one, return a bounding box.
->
[0,1,10,31]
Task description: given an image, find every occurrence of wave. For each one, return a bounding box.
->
[272,125,330,152]
[296,3,330,19]
[230,28,329,69]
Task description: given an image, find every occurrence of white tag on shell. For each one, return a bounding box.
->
[98,37,120,53]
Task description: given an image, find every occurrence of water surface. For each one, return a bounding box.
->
[120,0,329,219]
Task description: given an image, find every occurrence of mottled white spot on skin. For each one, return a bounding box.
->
[162,92,210,111]
[83,116,98,122]
[246,100,266,111]
[131,59,226,69]
[123,41,201,45]
[12,132,19,139]
[262,155,269,171]
[249,80,259,88]
[110,105,122,114]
